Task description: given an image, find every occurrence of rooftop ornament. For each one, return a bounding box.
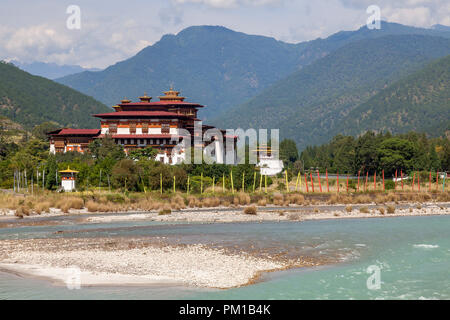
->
[138,93,152,102]
[159,86,185,102]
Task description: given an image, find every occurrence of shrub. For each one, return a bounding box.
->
[386,205,395,214]
[86,200,99,212]
[237,192,250,205]
[158,208,172,215]
[345,205,353,212]
[385,180,395,190]
[437,192,449,202]
[14,210,24,219]
[18,206,30,216]
[221,200,231,207]
[35,202,51,214]
[106,194,126,203]
[257,198,267,206]
[289,194,304,205]
[273,193,284,205]
[375,194,386,204]
[354,195,371,204]
[202,197,220,207]
[243,206,257,215]
[287,212,302,221]
[359,206,369,213]
[386,193,399,203]
[378,207,385,215]
[68,197,84,210]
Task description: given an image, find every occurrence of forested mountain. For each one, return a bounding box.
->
[0,61,110,129]
[58,25,303,119]
[56,22,450,120]
[334,54,450,137]
[214,35,450,151]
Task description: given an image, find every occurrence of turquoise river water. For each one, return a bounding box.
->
[0,215,449,299]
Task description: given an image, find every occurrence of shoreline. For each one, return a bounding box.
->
[80,202,450,224]
[0,239,311,289]
[1,202,448,226]
[0,263,183,288]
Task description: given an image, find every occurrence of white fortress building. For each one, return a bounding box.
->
[48,88,236,164]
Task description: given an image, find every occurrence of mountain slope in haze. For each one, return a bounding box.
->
[334,54,450,138]
[0,61,110,129]
[56,22,450,120]
[213,35,450,151]
[12,61,101,80]
[431,24,450,32]
[58,25,303,120]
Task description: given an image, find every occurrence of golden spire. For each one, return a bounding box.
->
[159,87,185,101]
[121,97,131,104]
[139,92,152,102]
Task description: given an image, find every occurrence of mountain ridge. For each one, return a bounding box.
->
[56,21,450,120]
[212,34,450,150]
[333,54,450,138]
[0,61,111,130]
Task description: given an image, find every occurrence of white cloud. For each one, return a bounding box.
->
[0,0,448,68]
[339,0,450,27]
[0,19,153,69]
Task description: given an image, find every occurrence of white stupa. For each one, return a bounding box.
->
[59,167,78,192]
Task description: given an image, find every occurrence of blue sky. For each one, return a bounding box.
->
[1,0,449,68]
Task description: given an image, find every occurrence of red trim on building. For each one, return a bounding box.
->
[93,111,190,118]
[119,101,204,107]
[48,129,101,136]
[107,134,186,139]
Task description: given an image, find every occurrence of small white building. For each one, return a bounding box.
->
[59,167,78,192]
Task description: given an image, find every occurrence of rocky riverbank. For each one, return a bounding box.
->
[0,237,315,289]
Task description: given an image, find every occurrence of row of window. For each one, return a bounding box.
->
[109,123,171,134]
[117,138,175,145]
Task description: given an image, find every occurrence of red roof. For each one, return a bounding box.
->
[93,111,190,118]
[48,129,101,136]
[120,101,204,107]
[102,134,188,139]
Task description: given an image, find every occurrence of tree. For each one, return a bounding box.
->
[377,138,418,175]
[280,139,299,166]
[128,146,158,161]
[88,135,125,161]
[354,131,379,173]
[45,155,59,190]
[111,159,141,191]
[32,121,59,141]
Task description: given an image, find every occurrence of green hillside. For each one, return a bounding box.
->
[56,22,450,120]
[334,54,450,137]
[0,61,110,129]
[213,35,450,150]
